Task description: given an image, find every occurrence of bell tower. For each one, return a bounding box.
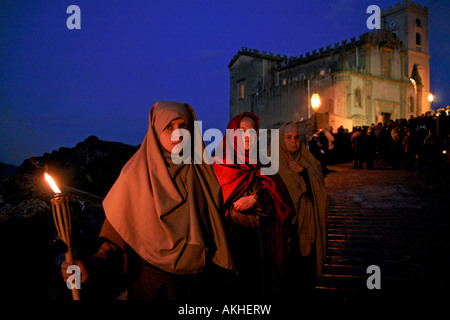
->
[381,1,431,114]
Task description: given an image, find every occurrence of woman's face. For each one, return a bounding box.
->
[284,129,301,153]
[158,118,188,153]
[238,117,256,151]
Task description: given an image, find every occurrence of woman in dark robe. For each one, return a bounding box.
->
[212,112,293,300]
[274,122,328,298]
[61,101,234,300]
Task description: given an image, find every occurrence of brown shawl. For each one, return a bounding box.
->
[276,122,328,276]
[102,101,234,274]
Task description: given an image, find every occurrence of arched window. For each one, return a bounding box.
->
[415,19,422,28]
[409,97,415,113]
[416,32,421,46]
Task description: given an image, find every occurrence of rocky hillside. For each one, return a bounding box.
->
[19,135,139,198]
[0,136,138,300]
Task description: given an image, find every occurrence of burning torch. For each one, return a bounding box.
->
[44,173,80,300]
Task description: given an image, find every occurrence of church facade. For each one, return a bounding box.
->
[228,0,431,131]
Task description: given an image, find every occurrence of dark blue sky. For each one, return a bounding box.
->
[1,0,448,165]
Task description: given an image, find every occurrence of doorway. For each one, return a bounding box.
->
[381,112,391,124]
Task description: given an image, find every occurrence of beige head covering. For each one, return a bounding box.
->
[103,101,234,274]
[277,121,328,276]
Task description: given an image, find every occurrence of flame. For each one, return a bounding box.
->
[44,173,62,194]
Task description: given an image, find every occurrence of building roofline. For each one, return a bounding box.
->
[229,29,405,70]
[228,47,286,68]
[381,0,428,16]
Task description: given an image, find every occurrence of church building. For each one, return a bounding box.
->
[228,0,431,131]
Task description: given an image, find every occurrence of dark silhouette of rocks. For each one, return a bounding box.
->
[0,161,18,179]
[0,136,138,299]
[19,135,139,198]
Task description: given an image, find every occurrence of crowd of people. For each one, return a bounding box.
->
[306,112,450,185]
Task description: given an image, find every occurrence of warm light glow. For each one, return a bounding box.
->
[311,93,321,111]
[410,78,417,92]
[428,93,434,102]
[443,150,447,155]
[45,173,62,194]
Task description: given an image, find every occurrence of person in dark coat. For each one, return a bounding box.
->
[318,130,330,174]
[403,128,416,170]
[390,127,403,169]
[363,127,378,169]
[308,134,326,174]
[350,127,364,169]
[422,129,441,186]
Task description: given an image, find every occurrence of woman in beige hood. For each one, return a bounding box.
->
[62,101,234,300]
[274,122,328,297]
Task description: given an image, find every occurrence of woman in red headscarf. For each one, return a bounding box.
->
[212,112,294,300]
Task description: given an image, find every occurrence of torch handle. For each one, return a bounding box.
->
[64,250,80,300]
[71,286,81,300]
[64,250,73,262]
[51,195,80,300]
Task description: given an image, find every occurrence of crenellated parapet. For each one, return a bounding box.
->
[382,0,428,16]
[228,47,287,68]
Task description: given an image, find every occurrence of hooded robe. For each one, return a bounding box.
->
[212,112,293,299]
[275,122,328,282]
[87,101,234,300]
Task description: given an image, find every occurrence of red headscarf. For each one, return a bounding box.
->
[212,112,293,223]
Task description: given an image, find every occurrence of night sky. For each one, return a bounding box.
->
[1,0,448,166]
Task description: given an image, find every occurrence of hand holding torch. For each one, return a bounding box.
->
[44,173,80,300]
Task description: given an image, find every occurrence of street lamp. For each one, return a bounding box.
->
[311,93,321,132]
[428,93,434,112]
[311,93,321,111]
